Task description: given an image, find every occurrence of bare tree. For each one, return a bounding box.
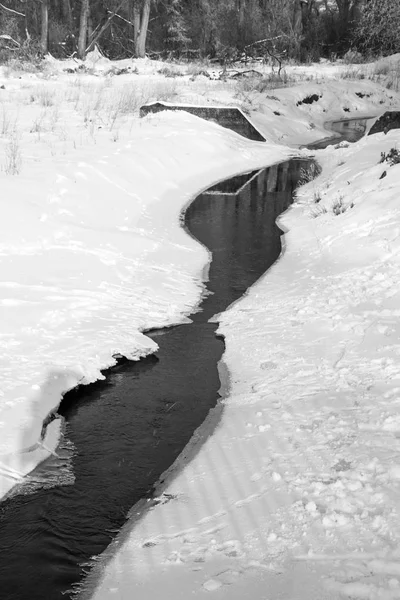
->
[40,0,48,53]
[86,0,125,53]
[134,0,151,57]
[61,0,74,31]
[356,0,400,55]
[78,0,90,58]
[237,0,245,49]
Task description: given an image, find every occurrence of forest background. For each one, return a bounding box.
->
[0,0,397,67]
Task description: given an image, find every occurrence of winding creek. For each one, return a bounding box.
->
[0,117,371,600]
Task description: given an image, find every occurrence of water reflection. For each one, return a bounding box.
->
[187,159,310,316]
[330,117,373,141]
[307,117,375,150]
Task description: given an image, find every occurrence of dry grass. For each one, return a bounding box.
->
[0,72,184,171]
[1,106,15,136]
[0,55,386,179]
[337,56,400,92]
[3,133,21,175]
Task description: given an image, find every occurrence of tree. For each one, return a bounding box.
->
[85,0,125,54]
[78,0,90,58]
[335,0,362,49]
[163,0,189,52]
[40,0,49,53]
[356,0,400,56]
[134,0,151,57]
[237,0,245,49]
[61,0,74,30]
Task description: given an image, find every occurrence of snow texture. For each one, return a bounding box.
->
[0,65,291,499]
[2,56,400,600]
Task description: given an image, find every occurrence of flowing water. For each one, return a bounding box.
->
[306,116,375,150]
[0,116,372,600]
[0,159,311,600]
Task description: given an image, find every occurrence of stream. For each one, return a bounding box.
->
[0,117,370,600]
[306,116,375,149]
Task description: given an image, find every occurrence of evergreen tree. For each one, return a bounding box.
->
[164,0,189,52]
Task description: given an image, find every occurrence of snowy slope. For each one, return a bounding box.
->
[0,103,291,499]
[2,58,400,599]
[85,87,400,599]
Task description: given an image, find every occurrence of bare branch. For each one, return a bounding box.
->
[107,10,134,27]
[85,0,125,54]
[0,2,25,17]
[0,33,20,46]
[244,35,288,50]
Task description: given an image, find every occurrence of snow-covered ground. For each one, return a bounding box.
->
[0,100,291,498]
[2,54,400,599]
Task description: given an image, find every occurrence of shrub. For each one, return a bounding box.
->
[186,63,210,78]
[298,162,322,186]
[157,65,184,78]
[311,205,328,218]
[3,133,21,175]
[379,148,400,165]
[343,49,364,64]
[332,195,353,215]
[234,70,294,99]
[374,61,390,76]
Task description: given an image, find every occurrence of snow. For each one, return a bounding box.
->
[2,56,400,599]
[0,67,292,499]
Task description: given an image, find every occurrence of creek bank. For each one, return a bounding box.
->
[0,158,310,600]
[368,110,400,135]
[139,101,266,141]
[306,116,376,149]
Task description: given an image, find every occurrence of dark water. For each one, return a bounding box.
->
[0,159,310,600]
[306,116,375,149]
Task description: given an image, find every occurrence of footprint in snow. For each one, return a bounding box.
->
[203,569,242,591]
[260,361,278,371]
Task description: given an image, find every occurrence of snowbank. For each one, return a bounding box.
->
[87,91,400,599]
[0,108,291,500]
[2,61,400,599]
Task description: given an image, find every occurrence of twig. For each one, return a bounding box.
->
[107,10,134,27]
[0,2,25,17]
[85,0,125,54]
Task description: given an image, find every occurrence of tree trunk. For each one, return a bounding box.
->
[88,15,93,42]
[237,0,246,50]
[336,0,349,20]
[78,0,90,59]
[40,0,49,54]
[132,2,140,52]
[293,0,303,36]
[127,0,137,53]
[349,0,362,25]
[62,0,74,30]
[136,0,151,58]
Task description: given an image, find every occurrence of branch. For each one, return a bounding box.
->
[244,35,288,50]
[0,2,25,17]
[107,10,134,27]
[87,21,102,43]
[85,0,125,54]
[0,34,20,46]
